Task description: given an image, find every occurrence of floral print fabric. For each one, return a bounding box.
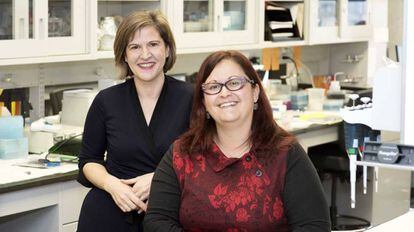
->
[172,141,290,232]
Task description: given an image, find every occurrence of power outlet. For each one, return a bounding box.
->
[95,67,104,76]
[1,73,16,86]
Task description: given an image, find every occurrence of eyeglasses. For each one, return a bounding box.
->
[201,76,255,95]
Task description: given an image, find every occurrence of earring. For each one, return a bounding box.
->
[253,102,258,110]
[206,112,211,119]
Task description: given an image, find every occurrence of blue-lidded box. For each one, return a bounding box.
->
[0,137,29,159]
[0,116,24,139]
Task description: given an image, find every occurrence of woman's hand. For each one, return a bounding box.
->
[103,175,147,213]
[121,172,154,212]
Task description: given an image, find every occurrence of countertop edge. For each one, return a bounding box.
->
[0,170,79,194]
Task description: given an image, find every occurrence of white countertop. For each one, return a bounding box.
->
[0,155,77,186]
[275,110,342,131]
[366,209,414,232]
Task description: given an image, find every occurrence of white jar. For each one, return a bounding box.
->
[98,17,117,51]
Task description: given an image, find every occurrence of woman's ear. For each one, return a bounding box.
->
[166,45,170,58]
[253,85,260,103]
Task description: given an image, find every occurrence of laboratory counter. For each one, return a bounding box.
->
[0,159,87,232]
[0,121,342,195]
[0,115,342,232]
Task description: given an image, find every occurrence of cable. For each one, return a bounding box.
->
[282,55,314,86]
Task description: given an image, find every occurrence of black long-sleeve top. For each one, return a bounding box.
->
[77,76,193,186]
[144,141,330,232]
[76,76,193,231]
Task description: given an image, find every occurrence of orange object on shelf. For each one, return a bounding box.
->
[271,48,280,71]
[262,48,272,70]
[10,101,21,116]
[262,48,280,71]
[293,46,302,69]
[312,75,331,93]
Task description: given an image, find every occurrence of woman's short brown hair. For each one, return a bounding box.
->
[113,10,176,79]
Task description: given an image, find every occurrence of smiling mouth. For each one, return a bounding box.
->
[138,62,155,69]
[218,101,237,108]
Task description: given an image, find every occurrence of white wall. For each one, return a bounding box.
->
[401,0,414,145]
[388,0,404,61]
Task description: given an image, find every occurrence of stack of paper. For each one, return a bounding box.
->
[265,2,304,41]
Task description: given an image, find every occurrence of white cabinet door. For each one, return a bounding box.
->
[172,0,257,49]
[308,0,371,44]
[59,180,89,225]
[0,0,48,59]
[0,0,87,59]
[338,0,371,39]
[47,0,87,56]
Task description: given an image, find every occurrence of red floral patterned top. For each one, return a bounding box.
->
[174,142,289,231]
[144,141,330,232]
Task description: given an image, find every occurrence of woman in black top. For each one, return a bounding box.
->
[77,11,193,231]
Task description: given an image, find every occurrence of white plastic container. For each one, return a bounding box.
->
[307,88,325,111]
[0,137,28,159]
[323,99,344,111]
[0,116,24,139]
[61,89,98,127]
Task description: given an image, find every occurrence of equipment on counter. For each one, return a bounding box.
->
[45,134,82,163]
[363,142,414,166]
[339,59,411,209]
[28,122,83,154]
[27,89,95,155]
[61,89,98,127]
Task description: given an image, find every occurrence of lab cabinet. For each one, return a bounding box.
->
[0,0,389,66]
[59,180,89,228]
[308,0,372,44]
[0,180,88,232]
[0,0,88,59]
[96,0,164,57]
[169,0,258,49]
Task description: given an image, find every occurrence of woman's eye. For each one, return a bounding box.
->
[209,84,220,91]
[149,42,159,47]
[228,80,241,87]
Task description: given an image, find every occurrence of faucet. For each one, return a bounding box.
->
[333,72,346,81]
[334,72,360,84]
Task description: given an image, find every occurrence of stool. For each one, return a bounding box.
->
[309,143,371,231]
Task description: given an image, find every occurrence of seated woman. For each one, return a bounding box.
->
[143,50,330,231]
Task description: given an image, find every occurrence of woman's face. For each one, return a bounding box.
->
[125,26,169,83]
[203,59,259,127]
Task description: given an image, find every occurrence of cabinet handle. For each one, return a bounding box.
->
[19,18,25,39]
[39,18,45,40]
[217,15,221,32]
